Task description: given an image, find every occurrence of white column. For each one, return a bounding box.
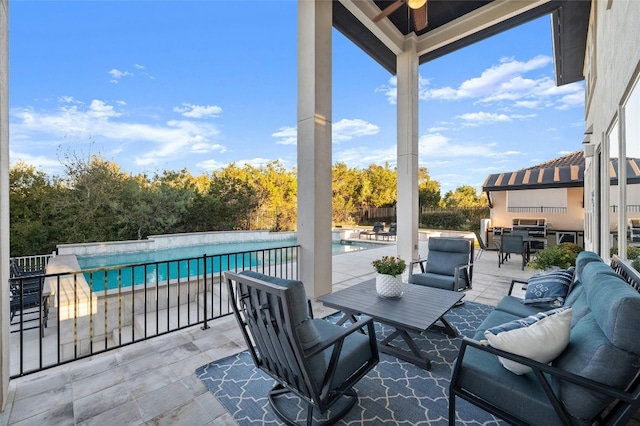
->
[0,0,10,411]
[297,0,332,297]
[396,36,420,266]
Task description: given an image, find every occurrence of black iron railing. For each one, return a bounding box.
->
[9,245,299,378]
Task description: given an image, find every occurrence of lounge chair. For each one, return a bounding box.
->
[359,222,385,240]
[9,261,49,336]
[408,237,474,302]
[378,222,397,241]
[225,270,379,425]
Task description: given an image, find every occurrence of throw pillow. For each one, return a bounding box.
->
[483,307,572,375]
[522,267,575,308]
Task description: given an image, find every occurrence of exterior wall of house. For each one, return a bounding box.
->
[583,0,640,256]
[488,187,584,231]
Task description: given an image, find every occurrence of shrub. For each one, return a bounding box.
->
[632,257,640,273]
[610,245,640,260]
[420,211,466,230]
[529,243,584,270]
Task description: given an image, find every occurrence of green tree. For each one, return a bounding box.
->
[418,167,441,208]
[9,162,58,255]
[365,163,397,207]
[332,162,366,225]
[443,185,488,208]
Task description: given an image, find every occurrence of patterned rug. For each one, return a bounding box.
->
[196,301,506,425]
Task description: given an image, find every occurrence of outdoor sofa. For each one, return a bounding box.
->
[449,251,640,425]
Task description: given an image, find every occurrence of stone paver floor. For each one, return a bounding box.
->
[2,239,537,425]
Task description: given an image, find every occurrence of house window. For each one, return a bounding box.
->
[507,189,567,213]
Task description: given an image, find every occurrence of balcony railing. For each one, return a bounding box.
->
[9,245,299,378]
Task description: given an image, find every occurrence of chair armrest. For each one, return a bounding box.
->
[509,279,529,296]
[305,315,376,358]
[453,263,472,291]
[409,258,428,277]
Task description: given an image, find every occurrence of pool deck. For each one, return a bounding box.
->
[0,241,601,425]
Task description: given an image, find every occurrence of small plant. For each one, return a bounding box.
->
[528,242,584,270]
[632,257,640,273]
[372,255,407,277]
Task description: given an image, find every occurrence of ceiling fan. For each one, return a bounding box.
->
[373,0,428,31]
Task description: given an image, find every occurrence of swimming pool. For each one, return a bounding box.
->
[78,238,378,292]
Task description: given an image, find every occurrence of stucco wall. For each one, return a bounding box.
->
[583,0,640,252]
[489,187,584,231]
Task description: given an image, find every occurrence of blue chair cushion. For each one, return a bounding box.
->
[239,271,325,374]
[424,238,470,276]
[495,296,545,318]
[410,272,455,290]
[313,319,374,390]
[522,267,574,309]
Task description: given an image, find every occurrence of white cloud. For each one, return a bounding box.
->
[379,55,584,111]
[272,126,297,145]
[10,99,226,168]
[418,132,523,159]
[333,118,380,142]
[457,112,511,126]
[108,64,154,83]
[272,118,379,145]
[173,103,222,119]
[108,69,132,83]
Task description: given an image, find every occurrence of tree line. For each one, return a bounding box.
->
[10,153,487,256]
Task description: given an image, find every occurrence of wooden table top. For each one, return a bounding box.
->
[318,279,463,333]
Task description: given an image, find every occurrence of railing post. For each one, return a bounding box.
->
[201,253,209,330]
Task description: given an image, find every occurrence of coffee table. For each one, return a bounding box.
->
[318,279,463,370]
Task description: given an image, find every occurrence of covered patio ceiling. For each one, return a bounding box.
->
[333,0,591,85]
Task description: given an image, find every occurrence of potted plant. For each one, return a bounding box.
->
[372,255,407,298]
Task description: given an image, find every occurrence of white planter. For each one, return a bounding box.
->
[375,273,403,298]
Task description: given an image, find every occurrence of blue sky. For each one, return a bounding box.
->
[9,1,585,194]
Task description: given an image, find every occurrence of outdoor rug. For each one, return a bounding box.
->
[196,301,507,425]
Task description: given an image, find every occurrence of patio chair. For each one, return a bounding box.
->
[498,234,527,270]
[408,237,473,301]
[474,230,498,261]
[9,274,49,337]
[378,222,397,241]
[225,270,379,425]
[359,222,385,240]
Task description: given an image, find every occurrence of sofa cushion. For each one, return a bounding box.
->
[523,267,575,309]
[582,262,640,354]
[455,345,564,426]
[574,251,603,281]
[495,295,545,318]
[483,307,572,375]
[553,313,640,422]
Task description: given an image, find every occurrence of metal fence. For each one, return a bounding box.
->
[8,245,299,378]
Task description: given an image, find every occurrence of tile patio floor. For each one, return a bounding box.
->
[0,241,549,425]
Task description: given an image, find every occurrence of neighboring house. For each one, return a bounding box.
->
[482,150,640,249]
[482,151,586,247]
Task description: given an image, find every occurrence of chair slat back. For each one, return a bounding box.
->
[229,273,315,398]
[501,235,524,254]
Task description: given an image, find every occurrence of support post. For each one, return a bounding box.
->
[297,0,333,297]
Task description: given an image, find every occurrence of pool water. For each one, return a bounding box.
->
[78,238,378,292]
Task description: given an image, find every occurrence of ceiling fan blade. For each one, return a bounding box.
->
[413,2,428,31]
[373,0,404,23]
